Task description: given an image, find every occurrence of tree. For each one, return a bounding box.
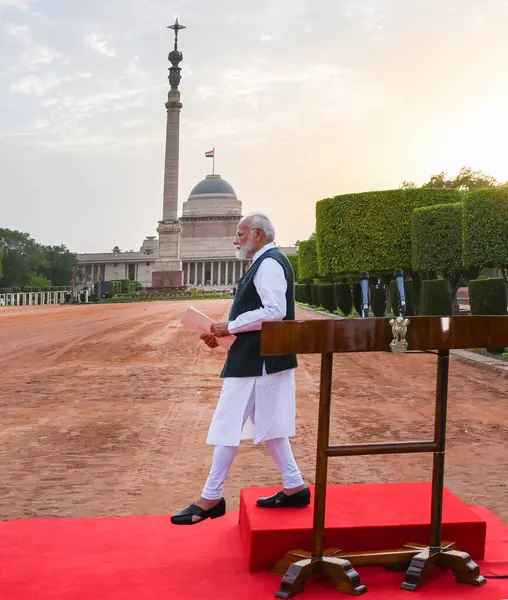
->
[402,167,506,192]
[27,273,52,289]
[40,245,77,286]
[0,248,3,282]
[0,229,45,288]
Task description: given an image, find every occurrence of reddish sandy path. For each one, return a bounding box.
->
[0,301,506,521]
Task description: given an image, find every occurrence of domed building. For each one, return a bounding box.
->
[180,173,248,287]
[76,172,249,290]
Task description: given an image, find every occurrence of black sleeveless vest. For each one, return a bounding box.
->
[221,247,298,378]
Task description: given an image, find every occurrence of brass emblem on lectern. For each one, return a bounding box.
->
[389,316,409,353]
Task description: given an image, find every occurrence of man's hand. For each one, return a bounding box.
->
[210,321,230,338]
[200,332,218,348]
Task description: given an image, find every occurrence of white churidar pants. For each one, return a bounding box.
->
[202,367,304,500]
[201,438,304,500]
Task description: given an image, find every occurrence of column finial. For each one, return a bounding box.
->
[167,18,186,89]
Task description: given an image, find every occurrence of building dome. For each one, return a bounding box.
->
[188,174,236,198]
[182,173,242,218]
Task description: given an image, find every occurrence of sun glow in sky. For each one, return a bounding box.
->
[437,98,508,181]
[1,0,508,252]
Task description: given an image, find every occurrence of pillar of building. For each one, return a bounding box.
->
[152,19,186,289]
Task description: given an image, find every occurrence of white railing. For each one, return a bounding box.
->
[0,290,89,307]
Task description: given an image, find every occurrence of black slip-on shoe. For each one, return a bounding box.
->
[170,497,226,525]
[256,487,311,508]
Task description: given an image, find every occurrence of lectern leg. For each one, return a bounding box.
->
[275,557,367,599]
[401,547,487,591]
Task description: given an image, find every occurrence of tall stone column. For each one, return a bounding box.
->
[152,19,186,289]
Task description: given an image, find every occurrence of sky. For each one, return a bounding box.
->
[1,0,508,253]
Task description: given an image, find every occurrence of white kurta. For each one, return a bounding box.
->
[206,242,297,447]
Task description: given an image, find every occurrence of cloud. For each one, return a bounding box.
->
[86,33,117,57]
[10,72,91,95]
[3,22,30,40]
[0,0,33,11]
[2,22,62,71]
[21,44,62,67]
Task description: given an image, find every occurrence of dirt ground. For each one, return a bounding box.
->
[0,300,507,522]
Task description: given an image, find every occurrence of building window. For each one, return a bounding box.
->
[146,262,150,266]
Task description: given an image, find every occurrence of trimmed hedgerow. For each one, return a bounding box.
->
[287,253,299,282]
[412,203,463,271]
[311,284,321,307]
[369,284,387,317]
[299,283,312,305]
[318,284,337,312]
[469,277,507,353]
[298,237,319,281]
[469,277,507,316]
[420,279,453,316]
[316,188,462,275]
[334,282,353,316]
[352,283,362,316]
[388,279,416,316]
[463,188,508,268]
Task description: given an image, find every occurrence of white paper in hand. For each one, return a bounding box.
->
[180,306,236,350]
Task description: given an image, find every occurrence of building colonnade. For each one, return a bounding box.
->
[183,259,248,287]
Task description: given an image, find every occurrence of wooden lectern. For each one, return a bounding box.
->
[260,315,508,598]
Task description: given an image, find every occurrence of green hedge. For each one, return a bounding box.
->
[287,253,299,282]
[412,203,463,271]
[311,284,320,307]
[463,188,508,268]
[352,283,362,316]
[298,236,319,281]
[469,277,507,316]
[298,283,312,305]
[334,282,353,316]
[318,284,337,312]
[420,279,452,316]
[389,279,416,316]
[316,188,462,275]
[469,277,507,353]
[370,284,386,317]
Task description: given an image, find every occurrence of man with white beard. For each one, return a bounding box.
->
[171,212,310,525]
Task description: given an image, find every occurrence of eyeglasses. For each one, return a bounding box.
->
[234,228,258,239]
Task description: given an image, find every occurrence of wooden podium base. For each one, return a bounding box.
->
[401,544,487,591]
[274,554,366,599]
[272,542,486,597]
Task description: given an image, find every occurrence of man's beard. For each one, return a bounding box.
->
[235,239,255,260]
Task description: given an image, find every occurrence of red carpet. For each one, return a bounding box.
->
[0,493,506,600]
[240,483,487,571]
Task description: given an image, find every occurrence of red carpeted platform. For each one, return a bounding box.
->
[0,503,507,600]
[239,482,487,571]
[0,500,507,599]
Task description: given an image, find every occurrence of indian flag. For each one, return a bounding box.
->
[205,149,214,158]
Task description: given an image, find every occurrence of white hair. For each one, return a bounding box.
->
[243,212,276,242]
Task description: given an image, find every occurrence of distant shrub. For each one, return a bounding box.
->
[420,279,453,316]
[298,237,319,281]
[334,282,353,316]
[469,277,507,353]
[318,284,337,312]
[298,283,312,305]
[311,284,320,307]
[370,284,387,317]
[287,253,299,282]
